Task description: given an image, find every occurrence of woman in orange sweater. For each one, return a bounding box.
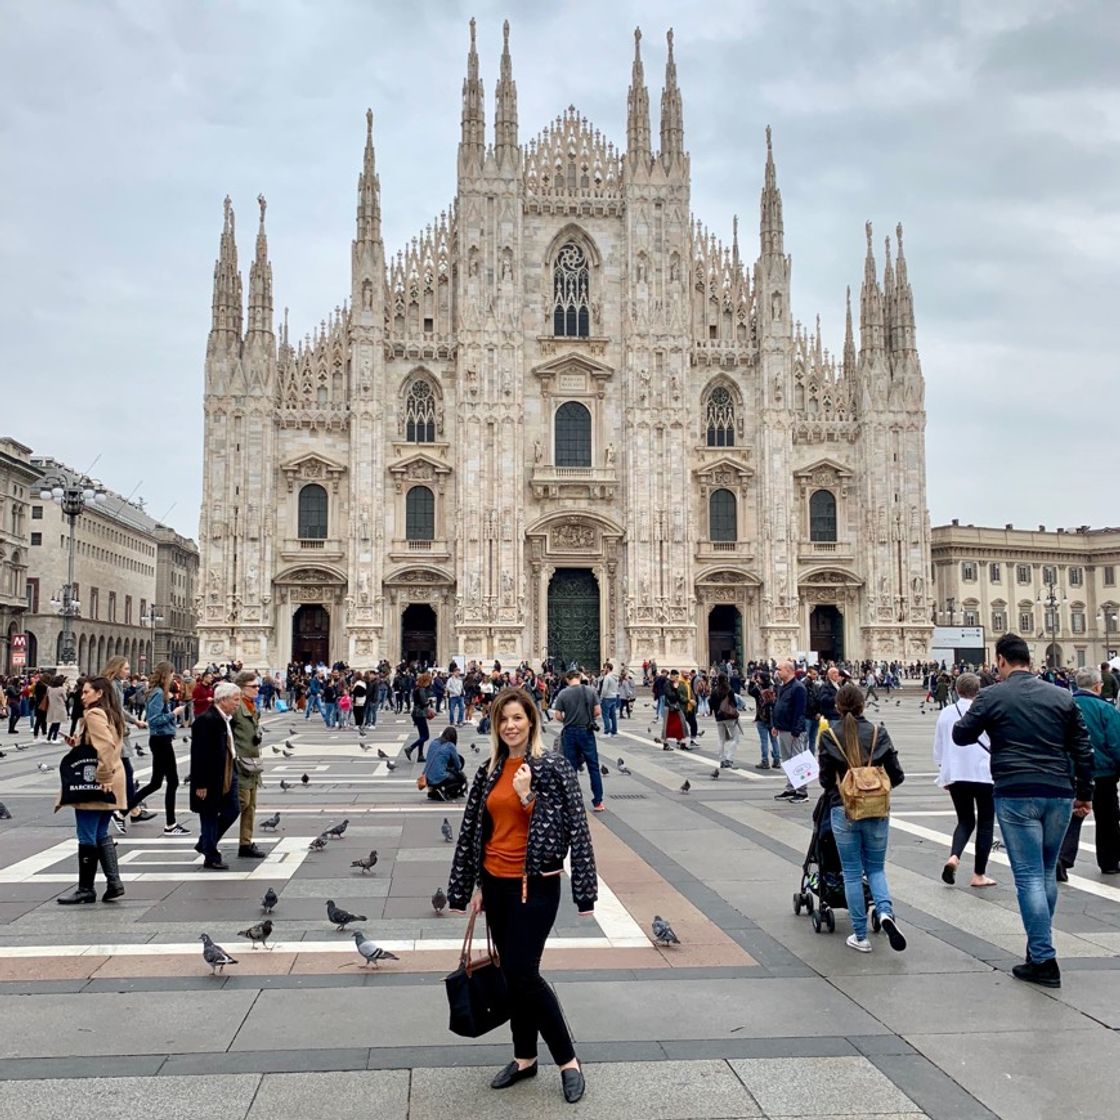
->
[448,687,597,1104]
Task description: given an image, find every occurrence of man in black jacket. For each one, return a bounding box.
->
[952,633,1093,988]
[189,683,242,869]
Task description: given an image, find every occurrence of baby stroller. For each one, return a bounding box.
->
[793,792,880,935]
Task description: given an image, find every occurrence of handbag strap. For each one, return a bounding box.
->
[460,909,500,974]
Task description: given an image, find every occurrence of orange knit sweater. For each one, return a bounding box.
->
[483,762,531,878]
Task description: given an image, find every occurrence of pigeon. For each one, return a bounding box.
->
[301,773,310,786]
[282,749,294,758]
[326,819,349,839]
[0,802,11,819]
[441,818,454,843]
[600,764,609,775]
[652,915,681,946]
[284,739,294,750]
[37,762,51,772]
[261,887,278,913]
[351,850,378,873]
[358,739,372,751]
[617,758,631,775]
[261,812,280,831]
[385,759,397,772]
[15,741,32,751]
[327,899,367,930]
[200,932,238,975]
[271,744,282,754]
[280,779,292,792]
[238,919,274,950]
[377,748,388,759]
[308,834,328,852]
[679,779,691,794]
[352,930,399,968]
[432,886,447,914]
[0,749,5,758]
[470,744,479,753]
[710,768,720,780]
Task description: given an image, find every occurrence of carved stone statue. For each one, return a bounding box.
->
[604,443,615,466]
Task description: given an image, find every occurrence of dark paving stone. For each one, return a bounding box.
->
[160,1047,370,1076]
[661,1035,856,1060]
[870,1053,1001,1120]
[848,1034,917,1057]
[0,1055,166,1081]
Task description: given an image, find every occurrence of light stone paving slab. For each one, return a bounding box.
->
[0,1074,261,1120]
[247,1070,409,1120]
[728,1056,920,1115]
[0,990,258,1058]
[409,1059,763,1120]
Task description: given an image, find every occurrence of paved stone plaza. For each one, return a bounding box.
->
[1,687,1119,1119]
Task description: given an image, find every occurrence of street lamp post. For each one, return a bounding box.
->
[937,598,957,626]
[140,604,164,670]
[1097,607,1118,660]
[1037,578,1068,670]
[39,473,107,669]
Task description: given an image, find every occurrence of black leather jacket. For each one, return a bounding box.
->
[448,752,598,913]
[952,670,1093,799]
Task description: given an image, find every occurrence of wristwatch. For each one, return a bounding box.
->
[520,791,537,808]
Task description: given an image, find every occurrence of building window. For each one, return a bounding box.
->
[1019,609,1034,632]
[963,610,979,627]
[1107,611,1119,634]
[709,489,737,542]
[1017,564,1032,584]
[1069,567,1083,587]
[989,562,1001,582]
[125,595,132,625]
[1044,608,1059,631]
[30,532,42,546]
[1105,566,1116,587]
[1071,610,1086,634]
[992,610,1007,632]
[704,385,735,447]
[554,401,592,467]
[26,576,39,613]
[552,242,590,338]
[90,588,99,621]
[809,490,837,542]
[298,484,328,539]
[1042,565,1057,585]
[405,485,435,541]
[961,561,977,582]
[108,591,117,623]
[31,505,42,519]
[404,379,437,443]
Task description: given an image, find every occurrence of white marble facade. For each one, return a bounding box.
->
[196,23,932,672]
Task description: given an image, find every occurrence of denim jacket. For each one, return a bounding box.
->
[145,689,177,737]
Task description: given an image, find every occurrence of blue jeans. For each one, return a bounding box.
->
[805,717,819,757]
[198,776,241,862]
[75,809,111,846]
[756,722,778,763]
[448,695,465,724]
[364,700,378,727]
[322,702,338,728]
[601,697,619,735]
[995,796,1073,964]
[305,694,323,719]
[830,807,893,939]
[561,726,603,807]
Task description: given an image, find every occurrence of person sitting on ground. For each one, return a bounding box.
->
[422,726,466,801]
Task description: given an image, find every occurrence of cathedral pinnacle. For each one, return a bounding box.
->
[356,109,382,244]
[759,126,784,259]
[459,17,486,168]
[246,192,273,340]
[210,194,243,342]
[627,26,651,161]
[843,285,856,377]
[859,220,885,360]
[494,18,518,162]
[893,221,916,352]
[659,28,684,168]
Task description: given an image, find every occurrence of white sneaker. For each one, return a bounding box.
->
[846,934,873,953]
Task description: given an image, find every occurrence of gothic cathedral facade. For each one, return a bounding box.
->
[196,23,932,672]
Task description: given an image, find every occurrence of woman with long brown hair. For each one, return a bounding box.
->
[101,655,156,833]
[56,676,127,904]
[131,661,189,835]
[404,671,433,763]
[447,688,597,1104]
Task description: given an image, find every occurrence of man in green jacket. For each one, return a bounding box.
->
[231,670,266,859]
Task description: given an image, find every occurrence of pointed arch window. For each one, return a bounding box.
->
[405,486,435,541]
[553,242,590,337]
[809,490,837,542]
[554,401,592,467]
[298,484,328,540]
[405,378,436,443]
[705,385,735,447]
[709,489,737,542]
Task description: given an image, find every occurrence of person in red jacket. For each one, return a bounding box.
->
[192,672,215,718]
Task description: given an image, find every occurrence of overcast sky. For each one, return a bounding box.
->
[2,0,1116,539]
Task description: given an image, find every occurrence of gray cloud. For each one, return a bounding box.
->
[1,0,1115,536]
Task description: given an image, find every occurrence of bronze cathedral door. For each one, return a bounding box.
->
[547,568,600,671]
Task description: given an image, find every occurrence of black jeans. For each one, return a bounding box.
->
[32,708,47,737]
[1060,774,1120,871]
[198,777,241,861]
[481,871,575,1065]
[406,715,429,758]
[947,781,996,875]
[130,735,179,824]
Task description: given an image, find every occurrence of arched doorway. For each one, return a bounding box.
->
[25,630,38,669]
[1045,642,1062,669]
[292,605,330,666]
[810,605,845,662]
[401,604,437,666]
[707,605,743,669]
[547,568,600,671]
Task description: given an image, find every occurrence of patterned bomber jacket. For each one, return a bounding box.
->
[447,752,598,914]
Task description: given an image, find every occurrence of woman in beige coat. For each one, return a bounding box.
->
[45,675,68,742]
[56,676,127,905]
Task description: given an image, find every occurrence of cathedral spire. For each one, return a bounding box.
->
[893,221,916,352]
[356,108,382,245]
[493,20,519,165]
[759,125,784,260]
[731,213,741,270]
[210,195,243,343]
[627,27,651,162]
[883,234,897,353]
[659,28,684,168]
[843,285,856,377]
[859,221,885,359]
[246,193,273,339]
[459,17,486,171]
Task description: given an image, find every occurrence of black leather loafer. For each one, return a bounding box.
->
[490,1060,537,1090]
[561,1065,585,1104]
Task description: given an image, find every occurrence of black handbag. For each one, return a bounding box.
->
[444,911,510,1038]
[58,742,114,805]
